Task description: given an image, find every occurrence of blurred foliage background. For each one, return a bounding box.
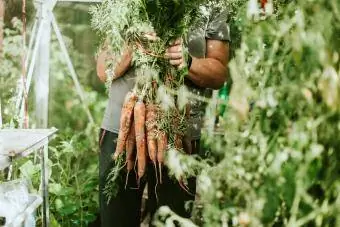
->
[163,0,340,226]
[1,1,105,226]
[1,0,340,227]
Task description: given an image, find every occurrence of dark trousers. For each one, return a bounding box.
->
[99,129,198,227]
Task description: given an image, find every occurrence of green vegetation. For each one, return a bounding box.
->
[164,0,340,226]
[1,2,104,226]
[1,0,340,226]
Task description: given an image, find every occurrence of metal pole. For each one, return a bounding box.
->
[35,2,52,224]
[34,2,51,128]
[40,144,49,227]
[17,21,44,121]
[15,18,39,114]
[35,1,56,225]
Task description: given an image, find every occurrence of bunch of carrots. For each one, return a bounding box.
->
[112,90,167,187]
[113,87,192,189]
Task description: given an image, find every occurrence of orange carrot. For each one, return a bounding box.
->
[179,177,195,196]
[146,104,159,193]
[113,92,137,160]
[146,104,158,164]
[125,120,136,167]
[134,100,147,184]
[157,130,168,184]
[125,120,136,189]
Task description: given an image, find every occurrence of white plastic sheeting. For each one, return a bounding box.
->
[0,180,42,227]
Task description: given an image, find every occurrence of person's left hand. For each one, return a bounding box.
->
[165,38,186,69]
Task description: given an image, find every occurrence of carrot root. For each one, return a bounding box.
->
[134,157,138,182]
[113,92,137,160]
[158,162,163,184]
[157,131,167,185]
[179,178,195,196]
[154,162,159,203]
[135,100,147,181]
[124,171,129,190]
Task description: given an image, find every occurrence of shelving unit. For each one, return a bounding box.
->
[0,128,58,226]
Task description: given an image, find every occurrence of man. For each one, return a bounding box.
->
[96,5,230,227]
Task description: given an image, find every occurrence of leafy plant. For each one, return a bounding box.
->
[159,0,340,226]
[1,6,104,226]
[0,17,23,126]
[47,129,99,226]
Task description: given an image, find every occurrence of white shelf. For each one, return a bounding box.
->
[0,128,57,161]
[0,128,58,226]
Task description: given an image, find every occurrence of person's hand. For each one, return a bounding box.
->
[136,32,160,55]
[143,32,159,42]
[165,38,186,69]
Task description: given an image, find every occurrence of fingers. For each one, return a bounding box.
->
[143,32,159,42]
[165,52,182,60]
[170,58,183,66]
[165,45,183,66]
[170,38,182,45]
[165,45,182,59]
[167,45,182,53]
[166,38,184,67]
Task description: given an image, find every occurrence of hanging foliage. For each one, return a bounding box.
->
[158,0,340,226]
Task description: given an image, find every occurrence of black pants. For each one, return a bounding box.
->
[99,129,198,227]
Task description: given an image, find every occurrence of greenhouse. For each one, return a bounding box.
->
[0,0,339,226]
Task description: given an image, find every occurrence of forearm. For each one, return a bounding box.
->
[187,57,227,89]
[96,47,133,83]
[113,49,133,79]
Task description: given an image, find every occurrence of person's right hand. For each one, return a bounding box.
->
[136,32,160,56]
[142,32,159,42]
[165,38,186,69]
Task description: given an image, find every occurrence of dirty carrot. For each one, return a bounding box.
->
[125,120,136,189]
[134,100,147,184]
[179,177,195,196]
[146,104,158,164]
[125,119,136,166]
[146,104,159,190]
[157,130,168,184]
[113,92,137,160]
